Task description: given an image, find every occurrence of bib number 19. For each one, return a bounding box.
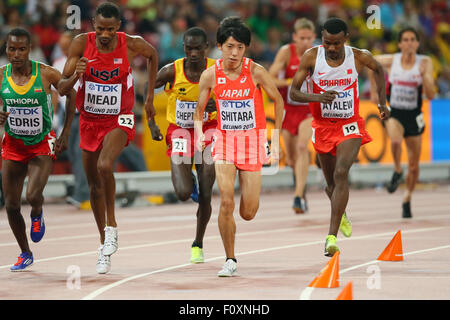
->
[342,122,360,136]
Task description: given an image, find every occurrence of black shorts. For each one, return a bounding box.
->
[389,107,425,137]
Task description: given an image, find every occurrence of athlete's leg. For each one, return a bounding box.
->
[215,162,238,259]
[194,145,215,247]
[294,117,312,198]
[26,156,53,217]
[403,135,422,203]
[385,117,405,174]
[170,156,194,201]
[97,128,129,228]
[328,138,361,236]
[282,129,298,169]
[82,149,105,243]
[238,170,262,221]
[2,160,29,253]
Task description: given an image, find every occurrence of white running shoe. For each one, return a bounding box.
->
[96,245,111,274]
[103,226,118,256]
[217,259,237,277]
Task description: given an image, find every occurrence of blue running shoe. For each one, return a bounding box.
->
[190,171,199,203]
[10,252,33,272]
[30,211,45,243]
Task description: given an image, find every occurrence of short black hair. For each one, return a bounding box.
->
[184,27,207,44]
[398,27,419,42]
[95,2,121,20]
[7,28,31,45]
[216,16,251,46]
[323,18,348,35]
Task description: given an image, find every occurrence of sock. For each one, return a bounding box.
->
[192,240,203,248]
[226,257,237,263]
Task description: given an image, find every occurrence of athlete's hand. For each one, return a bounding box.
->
[196,133,205,152]
[378,104,390,120]
[204,98,216,113]
[54,133,69,155]
[419,58,431,76]
[76,57,89,77]
[319,90,338,104]
[148,118,163,141]
[0,111,10,125]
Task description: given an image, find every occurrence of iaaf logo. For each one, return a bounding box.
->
[88,83,120,92]
[220,100,252,109]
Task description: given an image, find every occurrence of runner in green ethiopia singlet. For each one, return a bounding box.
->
[0,60,53,145]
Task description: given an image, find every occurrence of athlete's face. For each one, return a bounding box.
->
[6,35,30,68]
[322,30,348,60]
[93,14,121,47]
[184,35,208,64]
[292,28,315,53]
[398,31,419,55]
[218,36,246,69]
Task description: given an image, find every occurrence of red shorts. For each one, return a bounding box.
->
[312,118,372,156]
[79,114,135,152]
[211,129,269,171]
[166,121,217,157]
[282,105,312,136]
[1,131,57,162]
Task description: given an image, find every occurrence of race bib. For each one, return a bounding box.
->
[7,106,43,136]
[416,113,425,130]
[84,81,122,115]
[342,121,360,136]
[172,138,187,153]
[218,99,256,130]
[175,100,208,128]
[390,82,419,110]
[118,114,134,129]
[321,89,355,119]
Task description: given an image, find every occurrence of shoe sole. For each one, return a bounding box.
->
[10,263,33,272]
[293,207,305,214]
[324,245,339,257]
[102,247,118,256]
[218,272,237,277]
[190,259,204,264]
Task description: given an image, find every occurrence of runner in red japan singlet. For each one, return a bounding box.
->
[76,31,135,152]
[212,57,268,171]
[309,45,372,156]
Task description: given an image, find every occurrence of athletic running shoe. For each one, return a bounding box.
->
[402,201,412,218]
[190,246,204,263]
[324,235,339,257]
[339,212,352,237]
[30,211,45,243]
[190,171,199,203]
[386,171,403,193]
[293,196,307,214]
[10,252,33,272]
[96,245,111,274]
[103,226,118,256]
[217,259,237,277]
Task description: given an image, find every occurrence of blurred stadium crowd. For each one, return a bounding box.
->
[0,0,449,113]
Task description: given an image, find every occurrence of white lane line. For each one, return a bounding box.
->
[81,226,447,300]
[299,243,450,300]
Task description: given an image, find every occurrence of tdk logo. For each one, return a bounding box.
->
[178,102,197,109]
[9,108,39,115]
[337,91,352,98]
[222,100,251,109]
[89,83,119,92]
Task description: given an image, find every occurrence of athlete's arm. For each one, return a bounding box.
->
[57,34,86,96]
[194,67,214,151]
[155,63,175,89]
[419,56,436,100]
[268,45,291,88]
[253,62,284,160]
[42,65,76,155]
[290,48,337,104]
[355,49,389,120]
[0,67,9,125]
[127,35,162,141]
[368,54,392,104]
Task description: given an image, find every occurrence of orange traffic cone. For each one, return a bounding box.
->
[377,230,403,261]
[336,281,353,300]
[308,252,339,288]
